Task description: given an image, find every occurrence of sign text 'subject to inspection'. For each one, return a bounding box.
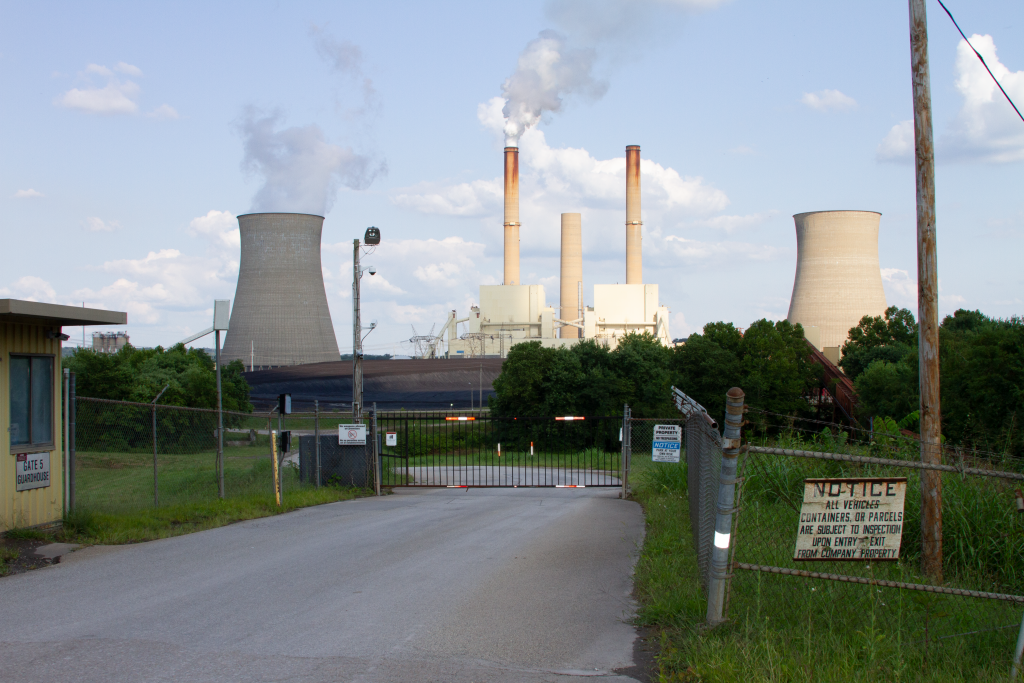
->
[794,478,906,561]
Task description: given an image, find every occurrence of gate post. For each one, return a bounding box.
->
[706,387,744,626]
[621,404,631,499]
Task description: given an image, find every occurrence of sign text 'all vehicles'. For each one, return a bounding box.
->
[793,478,907,561]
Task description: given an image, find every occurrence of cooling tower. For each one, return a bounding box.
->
[504,146,520,286]
[625,145,642,284]
[222,213,340,368]
[787,211,888,350]
[559,213,582,339]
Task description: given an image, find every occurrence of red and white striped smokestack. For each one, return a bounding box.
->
[625,145,642,284]
[503,146,520,286]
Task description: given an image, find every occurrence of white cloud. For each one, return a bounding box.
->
[656,234,783,265]
[13,189,43,198]
[801,89,857,112]
[188,210,239,249]
[114,62,143,77]
[671,311,691,339]
[699,211,778,234]
[880,268,916,307]
[58,80,140,114]
[943,34,1024,163]
[396,121,728,224]
[85,217,119,232]
[877,120,914,163]
[392,179,502,217]
[56,62,178,118]
[147,104,179,119]
[0,276,57,303]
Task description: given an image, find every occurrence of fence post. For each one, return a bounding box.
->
[271,429,281,506]
[621,404,631,499]
[151,384,169,507]
[68,372,76,513]
[706,387,745,626]
[315,400,321,488]
[372,403,381,496]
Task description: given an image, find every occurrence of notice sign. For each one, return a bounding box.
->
[16,452,50,492]
[385,432,397,447]
[651,424,682,463]
[339,424,367,445]
[794,478,907,561]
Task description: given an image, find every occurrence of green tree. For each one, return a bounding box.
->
[840,306,918,380]
[669,322,743,417]
[64,343,252,412]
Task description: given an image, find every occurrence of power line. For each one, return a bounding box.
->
[935,0,1024,124]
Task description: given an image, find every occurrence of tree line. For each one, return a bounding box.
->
[492,307,1024,456]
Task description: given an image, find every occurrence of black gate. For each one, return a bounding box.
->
[377,412,623,487]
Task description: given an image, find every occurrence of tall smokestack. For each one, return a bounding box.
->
[504,146,520,286]
[559,213,582,339]
[625,145,642,284]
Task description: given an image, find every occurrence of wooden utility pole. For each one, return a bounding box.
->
[352,239,363,418]
[909,0,943,583]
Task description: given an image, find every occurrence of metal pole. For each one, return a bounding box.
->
[151,384,169,507]
[69,372,76,512]
[479,364,482,410]
[353,238,363,419]
[271,429,281,506]
[216,329,224,499]
[63,368,70,516]
[315,399,321,488]
[1013,611,1024,680]
[621,404,630,499]
[278,411,283,497]
[373,403,381,496]
[707,387,745,626]
[909,0,943,584]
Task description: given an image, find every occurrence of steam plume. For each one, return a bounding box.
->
[238,109,386,215]
[501,30,607,145]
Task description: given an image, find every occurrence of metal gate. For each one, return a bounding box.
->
[376,412,623,488]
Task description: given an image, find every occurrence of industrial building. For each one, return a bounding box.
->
[1,299,126,531]
[221,213,341,368]
[786,210,888,363]
[91,331,129,353]
[446,144,671,358]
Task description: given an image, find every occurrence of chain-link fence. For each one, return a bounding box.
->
[71,397,375,513]
[719,404,1024,671]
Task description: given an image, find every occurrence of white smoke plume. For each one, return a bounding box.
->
[237,108,386,215]
[310,26,382,122]
[501,30,607,145]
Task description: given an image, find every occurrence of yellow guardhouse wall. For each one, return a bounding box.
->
[1,321,64,531]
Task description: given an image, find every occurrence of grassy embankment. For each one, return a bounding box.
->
[629,444,1024,682]
[5,436,370,546]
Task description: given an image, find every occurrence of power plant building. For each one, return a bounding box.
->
[786,210,888,358]
[222,213,340,368]
[445,144,671,358]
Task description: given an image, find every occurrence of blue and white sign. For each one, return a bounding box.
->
[652,425,682,463]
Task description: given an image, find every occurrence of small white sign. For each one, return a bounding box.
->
[385,432,397,447]
[339,424,367,445]
[16,452,50,491]
[652,424,682,463]
[794,478,907,561]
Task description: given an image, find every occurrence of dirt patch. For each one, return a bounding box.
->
[0,537,59,577]
[613,624,658,682]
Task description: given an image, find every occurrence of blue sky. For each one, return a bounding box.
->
[2,0,1022,354]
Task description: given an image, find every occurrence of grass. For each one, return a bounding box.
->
[629,449,1024,682]
[0,547,19,576]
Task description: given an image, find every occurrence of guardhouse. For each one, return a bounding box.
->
[1,299,126,531]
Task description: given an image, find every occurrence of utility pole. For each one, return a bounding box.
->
[909,0,942,583]
[353,238,362,418]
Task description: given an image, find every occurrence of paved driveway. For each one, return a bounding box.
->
[0,487,645,682]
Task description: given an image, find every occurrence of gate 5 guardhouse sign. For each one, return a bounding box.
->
[794,478,907,561]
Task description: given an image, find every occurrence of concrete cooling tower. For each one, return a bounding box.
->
[222,213,340,368]
[787,210,888,350]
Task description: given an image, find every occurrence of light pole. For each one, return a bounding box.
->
[352,227,380,418]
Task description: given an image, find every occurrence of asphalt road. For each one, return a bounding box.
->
[0,487,646,682]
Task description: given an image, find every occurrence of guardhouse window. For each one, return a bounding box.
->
[10,356,54,447]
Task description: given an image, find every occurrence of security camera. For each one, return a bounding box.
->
[368,266,377,275]
[46,331,71,341]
